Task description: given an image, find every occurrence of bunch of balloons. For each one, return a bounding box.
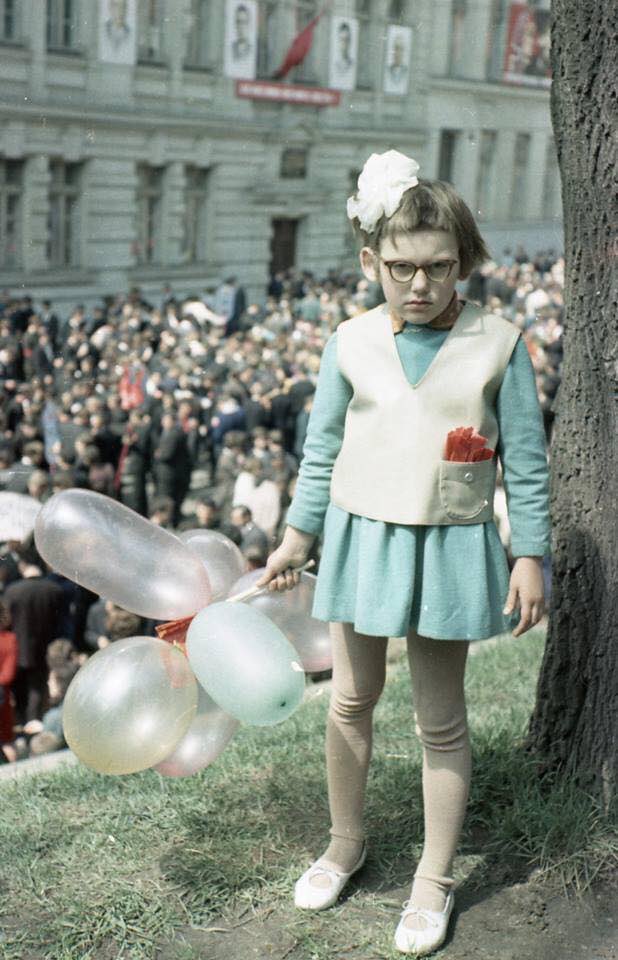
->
[34,489,331,778]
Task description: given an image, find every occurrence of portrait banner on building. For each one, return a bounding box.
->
[224,0,258,79]
[98,0,137,65]
[383,25,412,96]
[503,3,551,88]
[328,16,358,91]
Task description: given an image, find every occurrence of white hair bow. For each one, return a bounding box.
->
[347,150,420,233]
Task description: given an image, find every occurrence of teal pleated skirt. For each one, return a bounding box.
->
[312,502,519,640]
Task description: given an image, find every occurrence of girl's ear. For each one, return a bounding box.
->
[359,247,379,282]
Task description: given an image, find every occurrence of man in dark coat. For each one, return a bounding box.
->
[4,566,66,726]
[115,411,151,516]
[152,412,192,526]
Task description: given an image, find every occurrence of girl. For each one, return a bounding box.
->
[255,150,549,956]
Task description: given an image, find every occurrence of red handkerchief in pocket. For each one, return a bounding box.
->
[445,426,494,462]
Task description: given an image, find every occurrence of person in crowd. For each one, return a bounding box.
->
[229,504,270,557]
[4,563,66,727]
[152,411,192,526]
[84,599,143,651]
[115,410,151,516]
[149,495,176,531]
[178,495,220,532]
[0,600,18,762]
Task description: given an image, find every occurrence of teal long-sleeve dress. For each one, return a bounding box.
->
[285,317,551,641]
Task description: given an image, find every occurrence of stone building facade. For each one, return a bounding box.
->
[0,0,561,307]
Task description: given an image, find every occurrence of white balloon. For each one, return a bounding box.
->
[180,528,246,601]
[35,489,212,619]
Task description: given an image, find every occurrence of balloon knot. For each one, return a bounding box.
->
[156,615,195,656]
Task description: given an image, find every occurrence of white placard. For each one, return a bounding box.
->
[224,0,258,79]
[98,0,137,65]
[329,16,358,91]
[383,25,411,96]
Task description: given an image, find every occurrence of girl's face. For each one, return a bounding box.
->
[360,228,465,326]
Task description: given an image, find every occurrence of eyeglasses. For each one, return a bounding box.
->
[380,258,458,284]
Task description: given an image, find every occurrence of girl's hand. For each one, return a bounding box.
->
[503,557,545,637]
[255,525,316,593]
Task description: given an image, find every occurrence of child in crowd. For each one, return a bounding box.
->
[257,151,549,955]
[0,601,18,762]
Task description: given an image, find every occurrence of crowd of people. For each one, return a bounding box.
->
[0,245,563,763]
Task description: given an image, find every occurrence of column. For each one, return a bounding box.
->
[525,131,549,221]
[25,0,46,99]
[492,129,516,221]
[22,156,50,274]
[430,0,453,78]
[167,0,188,99]
[462,0,493,81]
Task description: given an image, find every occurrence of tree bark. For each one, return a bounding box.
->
[526,0,617,798]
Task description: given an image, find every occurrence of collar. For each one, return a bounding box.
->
[391,293,463,335]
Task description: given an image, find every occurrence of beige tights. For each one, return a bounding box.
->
[314,622,471,922]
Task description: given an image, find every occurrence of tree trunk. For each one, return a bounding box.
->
[526,0,617,798]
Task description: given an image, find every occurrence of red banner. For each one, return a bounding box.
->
[503,3,551,88]
[235,79,341,106]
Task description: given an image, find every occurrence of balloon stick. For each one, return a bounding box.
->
[226,559,315,603]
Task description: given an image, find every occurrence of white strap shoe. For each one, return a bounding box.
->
[294,842,368,911]
[394,891,454,955]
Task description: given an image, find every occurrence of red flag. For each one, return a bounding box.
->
[273,13,321,79]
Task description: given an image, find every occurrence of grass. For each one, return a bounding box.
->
[0,627,615,959]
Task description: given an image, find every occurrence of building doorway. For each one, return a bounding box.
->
[270,218,298,276]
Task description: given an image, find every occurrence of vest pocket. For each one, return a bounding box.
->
[438,459,495,521]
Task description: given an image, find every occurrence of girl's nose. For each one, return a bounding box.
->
[410,268,430,292]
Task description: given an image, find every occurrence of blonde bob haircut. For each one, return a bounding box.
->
[349,178,490,278]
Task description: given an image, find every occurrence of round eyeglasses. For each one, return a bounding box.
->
[380,258,458,284]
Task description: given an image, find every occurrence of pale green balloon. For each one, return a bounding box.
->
[63,637,198,775]
[185,602,306,726]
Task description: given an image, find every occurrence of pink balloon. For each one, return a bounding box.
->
[227,568,332,673]
[153,685,239,778]
[35,490,212,620]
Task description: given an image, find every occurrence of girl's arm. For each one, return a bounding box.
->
[284,332,352,536]
[496,337,551,635]
[496,337,551,559]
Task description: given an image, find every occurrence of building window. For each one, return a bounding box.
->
[448,0,466,76]
[182,166,209,263]
[356,0,373,90]
[136,164,164,264]
[510,132,531,219]
[542,138,560,219]
[294,0,318,83]
[475,130,497,220]
[0,158,22,269]
[387,0,406,24]
[438,130,459,183]
[47,0,78,51]
[280,148,307,179]
[138,0,164,63]
[256,0,278,78]
[0,0,18,42]
[47,160,81,269]
[184,0,210,68]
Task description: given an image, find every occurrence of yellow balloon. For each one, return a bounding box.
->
[63,637,198,775]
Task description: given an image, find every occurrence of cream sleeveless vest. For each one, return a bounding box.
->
[329,302,520,525]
